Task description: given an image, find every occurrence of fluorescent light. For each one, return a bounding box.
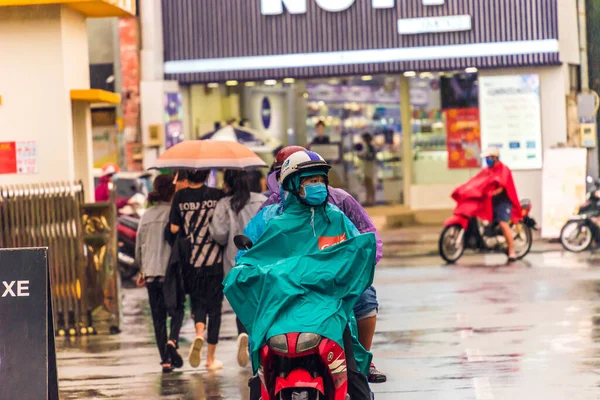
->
[465,67,478,73]
[404,71,416,77]
[226,80,239,86]
[264,79,277,85]
[164,39,560,74]
[283,77,295,83]
[207,82,219,88]
[245,81,256,86]
[361,75,373,81]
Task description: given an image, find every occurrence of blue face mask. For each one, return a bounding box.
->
[301,182,328,206]
[485,158,495,168]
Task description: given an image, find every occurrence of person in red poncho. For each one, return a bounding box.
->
[481,147,522,262]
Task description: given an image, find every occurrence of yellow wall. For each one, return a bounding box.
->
[189,85,241,138]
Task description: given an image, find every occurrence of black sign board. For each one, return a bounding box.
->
[0,248,59,400]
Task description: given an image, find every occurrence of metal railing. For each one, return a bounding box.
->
[0,182,120,335]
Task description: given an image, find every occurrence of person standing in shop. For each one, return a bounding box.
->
[208,170,266,368]
[135,174,184,373]
[359,133,377,207]
[311,120,330,145]
[169,170,225,371]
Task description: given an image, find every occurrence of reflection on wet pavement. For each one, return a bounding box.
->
[59,252,600,399]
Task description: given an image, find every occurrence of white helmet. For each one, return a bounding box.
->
[280,150,331,188]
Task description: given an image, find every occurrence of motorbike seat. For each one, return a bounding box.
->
[520,199,531,209]
[118,215,139,231]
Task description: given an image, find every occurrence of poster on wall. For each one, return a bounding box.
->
[164,93,184,149]
[445,108,481,168]
[541,148,587,238]
[0,141,38,175]
[479,74,542,170]
[92,127,119,168]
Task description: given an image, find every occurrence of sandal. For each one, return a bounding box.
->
[189,336,204,368]
[167,342,183,369]
[161,362,173,373]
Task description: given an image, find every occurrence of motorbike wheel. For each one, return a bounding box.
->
[439,225,465,264]
[560,220,593,252]
[512,223,533,260]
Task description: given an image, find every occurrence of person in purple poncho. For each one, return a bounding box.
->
[257,146,387,384]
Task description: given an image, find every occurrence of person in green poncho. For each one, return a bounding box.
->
[224,150,376,400]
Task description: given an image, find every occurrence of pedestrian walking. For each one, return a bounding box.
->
[135,174,184,373]
[169,170,225,371]
[208,170,267,367]
[359,133,377,207]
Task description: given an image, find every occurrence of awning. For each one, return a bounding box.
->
[70,89,121,104]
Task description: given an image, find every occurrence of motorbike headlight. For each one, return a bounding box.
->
[296,333,322,353]
[268,334,288,353]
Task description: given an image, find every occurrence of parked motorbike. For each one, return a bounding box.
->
[560,177,600,252]
[233,235,351,400]
[116,193,146,280]
[439,199,536,263]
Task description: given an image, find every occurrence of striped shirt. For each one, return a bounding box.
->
[169,186,225,269]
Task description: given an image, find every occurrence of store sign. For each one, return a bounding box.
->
[398,15,471,35]
[262,0,397,14]
[479,74,542,170]
[261,0,445,15]
[0,141,38,175]
[0,248,59,400]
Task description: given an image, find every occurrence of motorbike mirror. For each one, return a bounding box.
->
[234,235,253,251]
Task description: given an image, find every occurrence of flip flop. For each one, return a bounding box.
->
[189,336,204,368]
[237,334,250,367]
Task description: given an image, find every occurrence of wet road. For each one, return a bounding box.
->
[58,251,600,399]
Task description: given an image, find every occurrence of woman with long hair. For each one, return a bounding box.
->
[209,169,266,368]
[135,174,184,373]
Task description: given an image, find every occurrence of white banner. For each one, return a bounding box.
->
[541,148,587,238]
[479,74,543,170]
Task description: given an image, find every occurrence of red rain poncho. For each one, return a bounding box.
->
[452,162,522,223]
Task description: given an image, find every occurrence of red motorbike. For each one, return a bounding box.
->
[439,198,537,264]
[233,235,352,400]
[258,332,350,400]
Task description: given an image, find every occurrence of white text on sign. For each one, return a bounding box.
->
[2,280,30,297]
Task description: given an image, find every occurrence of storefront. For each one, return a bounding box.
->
[159,0,581,221]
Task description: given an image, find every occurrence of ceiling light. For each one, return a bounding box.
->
[419,72,434,79]
[264,79,277,86]
[361,75,373,81]
[207,82,219,88]
[245,81,256,87]
[403,71,416,77]
[303,93,309,98]
[283,78,295,83]
[226,80,238,86]
[465,67,478,73]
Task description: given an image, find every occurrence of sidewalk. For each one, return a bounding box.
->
[380,225,562,258]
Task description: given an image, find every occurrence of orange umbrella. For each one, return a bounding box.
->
[153,140,267,170]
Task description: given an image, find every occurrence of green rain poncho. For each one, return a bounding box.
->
[223,193,377,376]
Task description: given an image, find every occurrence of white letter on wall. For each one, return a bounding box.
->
[315,0,355,12]
[261,0,307,15]
[372,0,395,8]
